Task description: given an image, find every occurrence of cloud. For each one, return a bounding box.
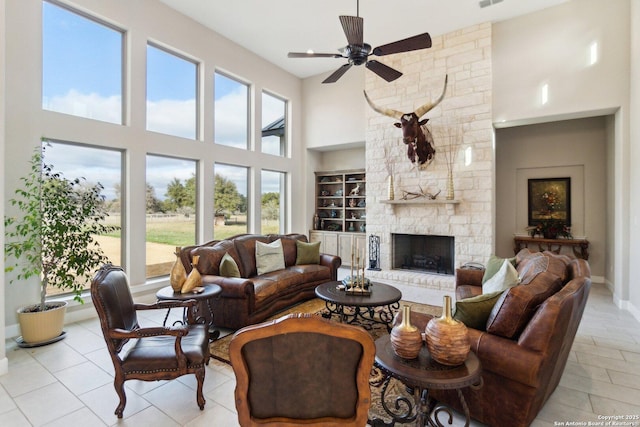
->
[43,89,121,124]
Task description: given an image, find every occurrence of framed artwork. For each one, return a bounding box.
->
[528,177,571,226]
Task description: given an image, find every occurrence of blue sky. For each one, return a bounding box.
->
[41,1,283,201]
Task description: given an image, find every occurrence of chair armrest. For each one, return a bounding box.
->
[110,326,188,339]
[473,331,543,388]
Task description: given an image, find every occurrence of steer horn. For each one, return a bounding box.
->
[363,91,403,120]
[415,74,448,118]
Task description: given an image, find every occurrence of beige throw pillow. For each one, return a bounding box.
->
[482,259,520,294]
[256,239,285,275]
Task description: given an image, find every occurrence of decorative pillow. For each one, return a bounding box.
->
[295,240,321,265]
[219,252,241,278]
[485,271,563,339]
[482,255,516,284]
[453,290,504,330]
[482,259,520,294]
[256,239,285,275]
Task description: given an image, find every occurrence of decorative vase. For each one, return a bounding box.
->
[17,301,67,344]
[170,246,187,292]
[390,305,423,359]
[387,175,395,200]
[182,255,202,293]
[425,296,470,366]
[446,169,454,200]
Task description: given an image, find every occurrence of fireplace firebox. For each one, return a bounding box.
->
[392,233,454,275]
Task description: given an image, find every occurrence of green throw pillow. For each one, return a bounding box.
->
[256,239,285,275]
[219,253,240,278]
[482,255,516,284]
[295,240,321,265]
[453,290,504,330]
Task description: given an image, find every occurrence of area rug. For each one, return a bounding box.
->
[209,298,441,425]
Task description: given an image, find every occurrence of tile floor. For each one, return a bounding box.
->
[1,279,639,426]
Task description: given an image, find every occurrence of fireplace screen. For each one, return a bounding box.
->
[392,233,454,275]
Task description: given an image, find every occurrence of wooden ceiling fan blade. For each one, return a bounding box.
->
[339,15,363,46]
[372,32,432,56]
[322,64,352,84]
[288,52,343,58]
[366,60,402,82]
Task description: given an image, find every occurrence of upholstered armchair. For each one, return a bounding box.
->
[229,313,376,426]
[91,264,210,418]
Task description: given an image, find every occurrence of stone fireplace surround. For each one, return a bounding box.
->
[360,23,494,303]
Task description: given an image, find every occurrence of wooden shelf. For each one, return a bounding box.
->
[380,199,461,205]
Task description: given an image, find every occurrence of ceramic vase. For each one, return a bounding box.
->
[181,255,202,294]
[425,296,470,366]
[170,246,187,292]
[390,305,423,359]
[446,169,454,200]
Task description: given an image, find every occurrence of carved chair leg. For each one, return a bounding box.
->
[113,375,127,418]
[196,368,206,410]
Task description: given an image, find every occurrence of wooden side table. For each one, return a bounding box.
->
[371,335,482,427]
[156,284,222,341]
[513,235,590,260]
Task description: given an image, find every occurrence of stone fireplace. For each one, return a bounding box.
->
[392,233,455,275]
[362,22,494,293]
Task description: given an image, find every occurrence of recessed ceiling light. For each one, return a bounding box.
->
[306,49,314,55]
[479,0,504,8]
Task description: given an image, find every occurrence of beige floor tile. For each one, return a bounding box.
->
[42,407,107,427]
[536,399,601,425]
[62,324,106,355]
[563,360,611,382]
[85,346,115,376]
[607,369,640,390]
[143,380,209,425]
[28,341,88,373]
[204,376,237,413]
[0,357,58,397]
[185,402,241,427]
[0,384,17,414]
[622,350,640,363]
[575,351,640,374]
[13,382,84,426]
[589,394,640,417]
[546,385,593,412]
[79,381,151,423]
[113,406,180,427]
[53,360,113,395]
[0,408,32,427]
[571,342,625,360]
[560,372,640,407]
[592,337,640,353]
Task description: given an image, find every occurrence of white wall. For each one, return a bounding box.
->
[492,0,633,308]
[0,0,8,375]
[629,0,640,319]
[3,0,303,334]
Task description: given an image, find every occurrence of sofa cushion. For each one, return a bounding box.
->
[256,239,285,275]
[191,240,238,276]
[453,290,504,330]
[274,234,307,267]
[234,235,270,278]
[219,253,241,278]
[295,240,321,265]
[515,249,571,284]
[482,255,516,284]
[486,270,563,339]
[482,259,520,294]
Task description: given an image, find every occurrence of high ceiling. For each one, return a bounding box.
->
[159,0,568,79]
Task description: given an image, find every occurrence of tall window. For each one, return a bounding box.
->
[42,140,122,296]
[214,72,249,149]
[262,92,287,156]
[214,164,249,239]
[42,0,123,124]
[146,44,197,139]
[145,155,197,279]
[261,170,286,234]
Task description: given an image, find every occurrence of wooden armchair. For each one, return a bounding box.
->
[229,313,376,427]
[91,264,210,418]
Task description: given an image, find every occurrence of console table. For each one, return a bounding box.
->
[513,236,590,260]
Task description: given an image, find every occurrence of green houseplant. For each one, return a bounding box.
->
[4,144,117,344]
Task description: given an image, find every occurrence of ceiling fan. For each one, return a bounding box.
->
[287,0,432,84]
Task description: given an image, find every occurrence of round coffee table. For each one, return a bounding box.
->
[156,284,222,341]
[315,281,402,331]
[372,334,482,426]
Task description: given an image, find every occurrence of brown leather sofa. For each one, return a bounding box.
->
[179,233,341,330]
[409,249,592,427]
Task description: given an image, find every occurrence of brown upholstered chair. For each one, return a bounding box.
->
[229,313,375,427]
[91,264,210,418]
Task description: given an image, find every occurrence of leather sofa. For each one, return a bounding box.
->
[179,233,341,330]
[408,249,592,427]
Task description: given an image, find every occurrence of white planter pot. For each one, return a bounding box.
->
[17,301,68,344]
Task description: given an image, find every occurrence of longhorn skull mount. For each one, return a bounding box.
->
[364,75,448,166]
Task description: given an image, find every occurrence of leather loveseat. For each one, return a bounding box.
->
[408,249,592,427]
[179,233,341,330]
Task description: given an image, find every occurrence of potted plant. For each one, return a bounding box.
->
[4,143,117,346]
